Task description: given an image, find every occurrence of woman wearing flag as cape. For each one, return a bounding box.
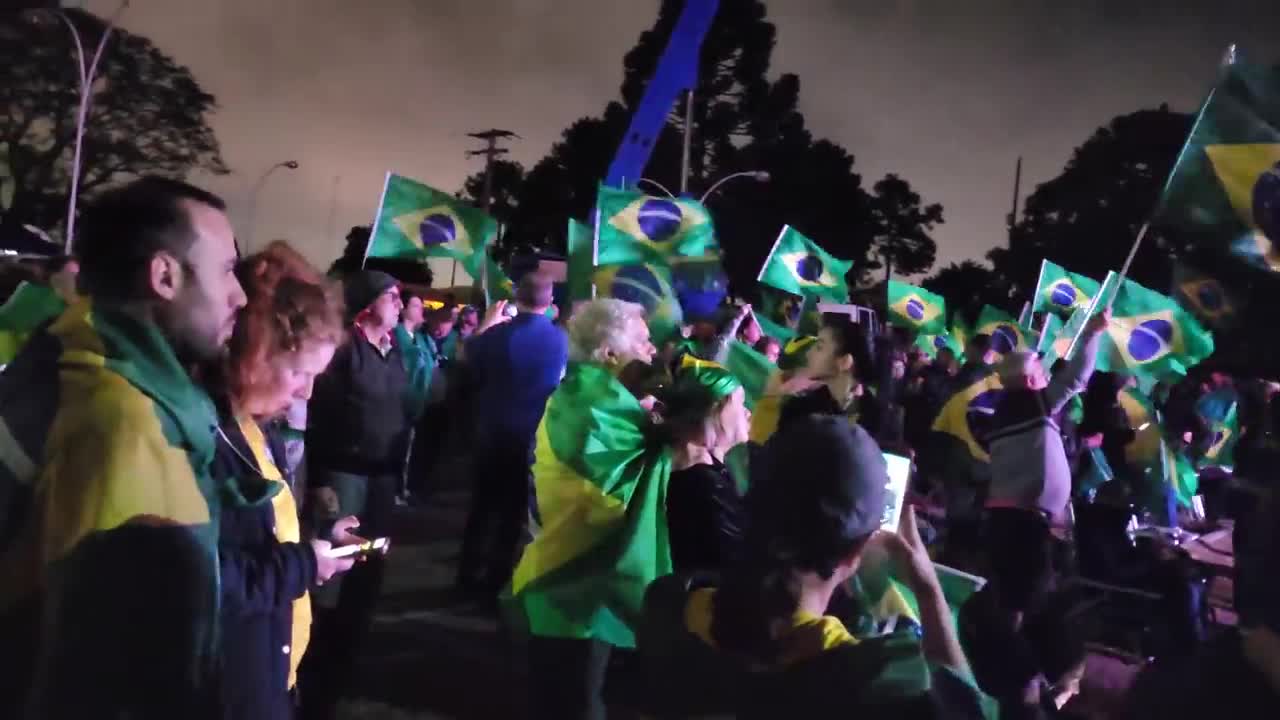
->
[504,297,667,720]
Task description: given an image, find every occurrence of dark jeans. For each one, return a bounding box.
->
[527,636,612,720]
[457,434,534,592]
[407,404,449,498]
[983,507,1054,613]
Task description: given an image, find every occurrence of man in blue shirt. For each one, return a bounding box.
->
[457,271,568,596]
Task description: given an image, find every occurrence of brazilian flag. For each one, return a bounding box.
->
[758,226,852,302]
[596,185,716,265]
[974,305,1032,359]
[669,252,729,322]
[367,173,495,276]
[0,281,66,365]
[1031,260,1101,318]
[506,362,673,648]
[914,332,962,360]
[1171,259,1241,330]
[566,218,595,302]
[483,254,513,304]
[593,264,684,347]
[886,280,946,335]
[1156,52,1280,275]
[931,370,1004,463]
[1094,273,1215,379]
[755,285,803,341]
[1199,401,1239,470]
[723,340,775,409]
[1118,388,1199,509]
[950,318,971,354]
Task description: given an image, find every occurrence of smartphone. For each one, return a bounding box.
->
[880,452,912,532]
[324,537,389,558]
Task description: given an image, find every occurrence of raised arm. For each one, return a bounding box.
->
[1045,311,1109,415]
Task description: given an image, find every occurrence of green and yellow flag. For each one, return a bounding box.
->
[974,305,1031,359]
[0,281,66,365]
[506,362,672,648]
[914,332,962,360]
[1031,260,1101,318]
[593,264,684,347]
[1200,401,1239,469]
[886,280,946,335]
[723,340,775,409]
[758,226,852,302]
[1171,259,1241,330]
[1157,52,1280,274]
[566,218,595,303]
[931,370,1004,463]
[483,255,513,304]
[367,173,496,276]
[596,185,716,265]
[1094,273,1214,379]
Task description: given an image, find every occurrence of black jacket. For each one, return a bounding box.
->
[666,460,746,574]
[306,334,412,476]
[213,413,316,720]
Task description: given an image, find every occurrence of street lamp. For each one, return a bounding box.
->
[244,160,299,254]
[24,1,131,254]
[636,171,770,204]
[699,170,770,203]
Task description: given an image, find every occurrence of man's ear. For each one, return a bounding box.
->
[837,353,855,374]
[148,251,183,301]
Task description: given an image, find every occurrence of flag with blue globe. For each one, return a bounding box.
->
[1031,260,1100,318]
[592,263,685,347]
[1155,54,1280,274]
[1092,272,1214,380]
[974,305,1033,359]
[757,226,852,303]
[596,185,717,265]
[887,280,946,335]
[365,173,497,277]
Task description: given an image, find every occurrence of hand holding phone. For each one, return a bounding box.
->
[323,537,390,559]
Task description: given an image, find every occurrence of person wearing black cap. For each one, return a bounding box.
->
[639,416,983,719]
[298,269,409,720]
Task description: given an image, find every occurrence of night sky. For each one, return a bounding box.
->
[86,0,1280,280]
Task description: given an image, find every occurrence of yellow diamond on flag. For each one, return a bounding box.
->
[1205,143,1280,270]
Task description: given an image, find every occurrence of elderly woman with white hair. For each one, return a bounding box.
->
[506,297,664,720]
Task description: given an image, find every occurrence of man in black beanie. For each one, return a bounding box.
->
[299,269,409,720]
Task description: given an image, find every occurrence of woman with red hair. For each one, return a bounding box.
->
[210,241,363,719]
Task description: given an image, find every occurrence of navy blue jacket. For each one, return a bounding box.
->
[213,412,316,720]
[464,311,568,445]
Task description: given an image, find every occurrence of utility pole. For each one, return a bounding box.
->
[1006,156,1022,242]
[460,129,518,290]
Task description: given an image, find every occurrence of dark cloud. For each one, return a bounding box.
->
[89,0,1280,276]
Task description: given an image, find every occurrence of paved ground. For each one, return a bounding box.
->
[336,457,530,720]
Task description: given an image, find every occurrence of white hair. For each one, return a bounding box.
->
[567,298,646,364]
[997,351,1038,385]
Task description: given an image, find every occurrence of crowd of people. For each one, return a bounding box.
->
[0,174,1277,720]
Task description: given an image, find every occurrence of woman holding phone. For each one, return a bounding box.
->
[209,241,365,720]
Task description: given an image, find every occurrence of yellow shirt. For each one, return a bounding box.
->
[238,416,311,689]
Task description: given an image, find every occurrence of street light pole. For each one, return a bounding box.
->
[56,0,130,254]
[636,177,677,200]
[699,171,770,204]
[244,160,299,254]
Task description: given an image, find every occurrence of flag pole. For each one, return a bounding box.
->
[1035,311,1054,354]
[591,206,602,299]
[756,226,789,282]
[361,171,393,269]
[1017,300,1032,328]
[1063,272,1112,360]
[1024,258,1048,324]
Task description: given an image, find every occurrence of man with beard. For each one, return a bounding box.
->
[0,177,246,719]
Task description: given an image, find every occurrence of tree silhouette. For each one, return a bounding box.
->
[0,9,227,235]
[923,260,1010,327]
[867,173,943,281]
[485,0,941,293]
[988,106,1193,296]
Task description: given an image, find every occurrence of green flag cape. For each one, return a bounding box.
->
[1031,260,1101,318]
[366,173,496,276]
[595,184,716,265]
[887,280,946,335]
[0,281,66,364]
[1156,53,1280,275]
[1094,272,1214,379]
[506,362,673,648]
[758,226,852,302]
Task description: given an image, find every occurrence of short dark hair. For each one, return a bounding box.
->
[401,289,421,306]
[75,176,227,302]
[967,333,992,354]
[820,313,873,382]
[515,271,554,308]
